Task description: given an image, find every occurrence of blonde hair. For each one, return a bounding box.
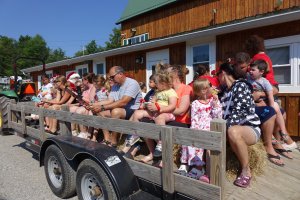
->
[93,75,111,92]
[155,72,172,88]
[193,78,211,97]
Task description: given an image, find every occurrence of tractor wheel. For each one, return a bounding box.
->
[0,96,11,135]
[44,145,76,198]
[76,159,117,200]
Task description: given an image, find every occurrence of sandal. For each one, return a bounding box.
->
[279,131,290,143]
[267,153,284,167]
[274,148,293,159]
[177,164,188,176]
[234,174,251,188]
[100,140,111,145]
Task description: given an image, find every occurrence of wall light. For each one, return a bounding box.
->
[135,56,144,64]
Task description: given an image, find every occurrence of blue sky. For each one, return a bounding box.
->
[0,0,128,57]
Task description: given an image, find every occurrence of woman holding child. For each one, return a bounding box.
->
[218,62,261,188]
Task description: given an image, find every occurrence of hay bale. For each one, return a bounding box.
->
[226,140,267,180]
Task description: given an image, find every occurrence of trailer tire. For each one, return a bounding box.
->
[76,159,117,200]
[44,145,76,198]
[0,96,10,135]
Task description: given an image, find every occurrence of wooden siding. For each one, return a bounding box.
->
[278,94,300,137]
[216,20,300,65]
[105,42,186,83]
[121,0,300,41]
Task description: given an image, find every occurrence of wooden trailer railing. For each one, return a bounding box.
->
[7,101,226,200]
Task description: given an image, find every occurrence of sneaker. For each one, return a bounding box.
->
[77,132,91,139]
[72,130,79,136]
[153,142,162,158]
[282,141,298,151]
[177,164,188,176]
[125,135,140,147]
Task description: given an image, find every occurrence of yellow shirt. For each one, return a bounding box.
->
[155,88,178,106]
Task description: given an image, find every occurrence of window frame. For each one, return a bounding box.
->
[93,62,106,76]
[265,35,300,93]
[75,64,88,77]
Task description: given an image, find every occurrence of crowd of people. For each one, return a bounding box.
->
[33,35,298,188]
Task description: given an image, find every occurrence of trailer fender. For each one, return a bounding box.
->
[40,136,140,199]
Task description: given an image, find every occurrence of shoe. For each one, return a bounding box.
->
[267,153,285,166]
[234,174,251,188]
[77,132,91,139]
[282,142,298,151]
[199,175,210,183]
[177,164,188,176]
[153,142,162,158]
[72,130,78,136]
[187,168,204,180]
[274,148,293,159]
[125,135,140,147]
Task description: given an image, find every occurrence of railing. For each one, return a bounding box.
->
[7,101,226,200]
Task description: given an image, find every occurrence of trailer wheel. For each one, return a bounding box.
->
[76,159,117,200]
[44,145,76,198]
[0,96,10,135]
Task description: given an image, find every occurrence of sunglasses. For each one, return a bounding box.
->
[109,72,119,80]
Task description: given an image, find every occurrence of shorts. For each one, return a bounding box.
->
[255,106,276,124]
[125,108,136,120]
[250,126,261,142]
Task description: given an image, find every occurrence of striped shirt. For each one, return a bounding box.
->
[220,80,260,128]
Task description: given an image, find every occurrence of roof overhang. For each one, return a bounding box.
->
[23,9,300,73]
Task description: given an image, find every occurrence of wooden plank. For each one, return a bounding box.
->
[209,119,226,200]
[174,174,221,200]
[21,106,26,135]
[9,103,22,112]
[39,108,46,142]
[286,96,299,137]
[26,126,40,139]
[59,105,71,136]
[22,104,40,115]
[173,127,222,151]
[7,103,11,128]
[125,158,161,185]
[10,121,23,134]
[161,126,174,195]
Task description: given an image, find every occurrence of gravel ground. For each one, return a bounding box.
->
[0,134,77,200]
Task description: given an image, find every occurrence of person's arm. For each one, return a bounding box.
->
[52,92,71,105]
[147,96,177,113]
[103,95,133,110]
[266,90,275,108]
[272,85,279,95]
[173,95,190,116]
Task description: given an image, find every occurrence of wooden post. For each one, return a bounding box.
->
[59,104,71,136]
[10,99,17,123]
[39,108,45,142]
[161,126,174,199]
[21,106,26,135]
[210,119,226,200]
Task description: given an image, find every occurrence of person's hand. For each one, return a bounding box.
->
[255,99,267,107]
[211,94,219,107]
[146,102,157,112]
[90,104,100,113]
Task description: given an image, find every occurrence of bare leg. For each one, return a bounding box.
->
[227,125,256,177]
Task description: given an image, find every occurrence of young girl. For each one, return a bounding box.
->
[130,72,178,161]
[179,78,222,182]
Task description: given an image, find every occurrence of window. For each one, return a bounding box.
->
[265,34,300,93]
[76,65,88,77]
[96,63,105,75]
[267,46,291,84]
[123,33,149,46]
[192,44,209,77]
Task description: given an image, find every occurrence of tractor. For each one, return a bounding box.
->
[0,57,45,134]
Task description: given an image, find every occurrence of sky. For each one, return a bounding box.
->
[0,0,129,57]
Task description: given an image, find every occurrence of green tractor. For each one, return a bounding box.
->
[0,57,45,135]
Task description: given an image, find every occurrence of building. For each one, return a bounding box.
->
[23,0,300,136]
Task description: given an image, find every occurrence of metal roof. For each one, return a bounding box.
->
[22,9,300,73]
[116,0,177,24]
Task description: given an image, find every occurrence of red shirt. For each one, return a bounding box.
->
[252,53,278,85]
[188,75,220,88]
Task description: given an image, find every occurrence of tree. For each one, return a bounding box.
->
[105,27,121,50]
[46,48,67,63]
[0,36,17,76]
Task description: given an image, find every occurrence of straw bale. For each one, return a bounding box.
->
[226,140,266,180]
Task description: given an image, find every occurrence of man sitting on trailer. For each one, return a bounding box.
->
[90,66,142,147]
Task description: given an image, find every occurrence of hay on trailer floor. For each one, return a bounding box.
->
[226,140,267,181]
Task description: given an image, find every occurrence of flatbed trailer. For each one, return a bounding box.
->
[3,99,226,200]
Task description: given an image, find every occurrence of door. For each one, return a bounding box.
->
[146,49,169,91]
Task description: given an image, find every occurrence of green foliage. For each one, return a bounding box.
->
[46,48,67,63]
[105,27,121,50]
[0,36,17,76]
